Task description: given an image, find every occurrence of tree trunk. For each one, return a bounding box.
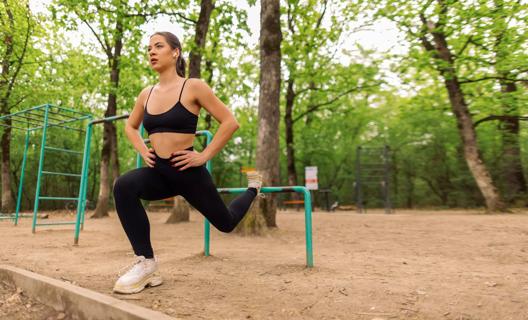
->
[188,0,214,79]
[166,196,190,223]
[498,81,526,204]
[92,20,122,218]
[491,0,526,205]
[92,121,113,218]
[1,123,14,212]
[285,78,298,187]
[203,59,214,130]
[167,0,214,224]
[421,14,505,211]
[238,0,282,232]
[443,77,505,211]
[0,3,15,213]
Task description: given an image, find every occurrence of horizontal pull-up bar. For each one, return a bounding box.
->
[90,114,130,125]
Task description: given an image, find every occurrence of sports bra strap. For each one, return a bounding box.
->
[178,79,188,102]
[144,85,155,109]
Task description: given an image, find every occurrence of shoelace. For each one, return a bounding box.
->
[117,257,145,277]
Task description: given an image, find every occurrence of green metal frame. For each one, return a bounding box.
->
[355,145,392,214]
[0,104,93,233]
[216,186,314,267]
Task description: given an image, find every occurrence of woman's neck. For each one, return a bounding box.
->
[158,68,182,87]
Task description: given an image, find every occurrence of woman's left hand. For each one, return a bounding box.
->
[170,149,207,170]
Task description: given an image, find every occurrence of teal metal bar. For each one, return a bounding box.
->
[42,171,82,178]
[216,186,314,268]
[36,222,77,226]
[30,123,85,133]
[39,196,79,201]
[48,105,92,117]
[44,146,83,155]
[75,120,93,244]
[32,105,50,233]
[14,130,30,225]
[136,124,144,168]
[0,104,48,121]
[196,130,213,256]
[0,213,32,219]
[90,114,130,125]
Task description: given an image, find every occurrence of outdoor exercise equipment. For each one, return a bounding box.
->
[355,145,392,214]
[0,104,92,231]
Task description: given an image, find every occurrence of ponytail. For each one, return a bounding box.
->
[176,53,186,77]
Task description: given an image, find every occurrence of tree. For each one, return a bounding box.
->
[237,0,282,233]
[374,0,507,211]
[468,0,528,204]
[0,0,34,212]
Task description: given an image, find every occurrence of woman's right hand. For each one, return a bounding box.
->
[142,147,156,167]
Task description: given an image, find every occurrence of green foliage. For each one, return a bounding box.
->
[4,0,528,211]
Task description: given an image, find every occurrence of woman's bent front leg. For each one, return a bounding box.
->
[180,166,257,233]
[113,167,176,258]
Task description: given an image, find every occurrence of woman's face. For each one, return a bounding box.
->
[147,34,178,73]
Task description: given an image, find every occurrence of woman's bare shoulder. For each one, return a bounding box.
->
[136,85,155,105]
[187,78,210,90]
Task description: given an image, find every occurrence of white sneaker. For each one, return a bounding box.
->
[113,256,163,294]
[246,171,264,197]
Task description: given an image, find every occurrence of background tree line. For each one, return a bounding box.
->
[1,0,528,228]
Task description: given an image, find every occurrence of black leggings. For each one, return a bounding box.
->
[113,149,257,259]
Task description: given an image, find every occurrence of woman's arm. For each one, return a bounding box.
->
[171,79,239,170]
[125,87,156,167]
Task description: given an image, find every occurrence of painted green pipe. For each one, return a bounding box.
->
[216,186,314,268]
[74,121,93,245]
[135,124,144,168]
[32,105,50,233]
[0,104,48,121]
[14,130,30,226]
[195,131,213,256]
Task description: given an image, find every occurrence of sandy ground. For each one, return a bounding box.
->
[0,278,66,320]
[1,208,528,320]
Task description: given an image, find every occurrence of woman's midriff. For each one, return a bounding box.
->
[149,132,195,159]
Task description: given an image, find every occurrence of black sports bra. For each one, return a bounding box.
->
[143,79,198,135]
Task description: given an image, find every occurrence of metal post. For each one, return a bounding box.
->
[198,130,213,257]
[355,146,363,213]
[14,130,30,225]
[74,120,93,245]
[32,105,50,233]
[383,145,392,214]
[135,124,144,168]
[216,186,314,267]
[302,187,314,267]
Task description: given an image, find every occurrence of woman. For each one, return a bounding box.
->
[112,31,262,294]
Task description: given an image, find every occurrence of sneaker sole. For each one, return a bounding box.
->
[113,274,163,294]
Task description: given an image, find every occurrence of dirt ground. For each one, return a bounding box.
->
[1,208,528,320]
[0,278,67,320]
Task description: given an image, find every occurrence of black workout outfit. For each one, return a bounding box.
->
[113,79,257,259]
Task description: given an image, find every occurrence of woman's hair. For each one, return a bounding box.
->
[151,31,186,77]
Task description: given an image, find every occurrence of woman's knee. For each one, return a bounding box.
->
[215,221,236,233]
[113,173,138,198]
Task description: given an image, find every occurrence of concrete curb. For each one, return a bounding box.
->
[0,265,176,320]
